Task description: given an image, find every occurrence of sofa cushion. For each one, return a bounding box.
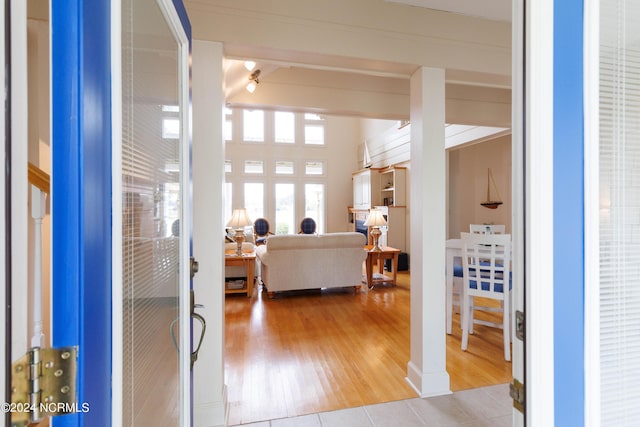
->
[264,232,365,251]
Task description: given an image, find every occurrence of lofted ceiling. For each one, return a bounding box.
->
[208,0,511,144]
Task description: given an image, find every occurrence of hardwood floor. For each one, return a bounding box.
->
[224,271,512,426]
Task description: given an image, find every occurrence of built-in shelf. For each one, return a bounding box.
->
[379,167,406,207]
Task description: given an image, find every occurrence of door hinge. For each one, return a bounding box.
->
[11,346,78,426]
[515,310,525,341]
[509,378,525,414]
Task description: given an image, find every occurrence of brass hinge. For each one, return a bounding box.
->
[509,378,525,414]
[11,346,78,426]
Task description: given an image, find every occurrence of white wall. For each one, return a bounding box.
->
[447,134,512,238]
[325,115,361,231]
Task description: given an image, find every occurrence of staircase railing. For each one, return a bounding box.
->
[28,162,49,348]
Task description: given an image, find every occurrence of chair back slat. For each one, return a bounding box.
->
[461,232,511,299]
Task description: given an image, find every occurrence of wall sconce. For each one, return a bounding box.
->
[244,60,256,71]
[246,69,261,93]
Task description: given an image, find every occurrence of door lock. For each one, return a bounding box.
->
[190,256,199,279]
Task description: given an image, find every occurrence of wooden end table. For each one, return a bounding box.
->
[224,249,256,297]
[364,245,400,289]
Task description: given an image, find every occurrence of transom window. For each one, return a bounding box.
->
[275,161,294,175]
[244,160,264,174]
[305,161,324,176]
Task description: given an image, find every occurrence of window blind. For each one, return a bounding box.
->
[121,0,182,424]
[599,0,640,424]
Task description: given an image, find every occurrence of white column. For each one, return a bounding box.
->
[192,40,227,427]
[406,67,451,397]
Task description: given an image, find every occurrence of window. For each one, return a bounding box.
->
[243,183,263,222]
[275,112,295,143]
[304,125,325,145]
[223,182,232,225]
[162,117,179,139]
[305,183,325,233]
[225,108,328,234]
[244,160,264,175]
[275,183,295,235]
[275,160,294,175]
[303,113,325,145]
[243,110,264,142]
[305,161,324,176]
[224,107,233,141]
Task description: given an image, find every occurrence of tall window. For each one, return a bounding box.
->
[305,183,325,233]
[243,182,263,222]
[223,182,233,225]
[243,110,264,142]
[275,111,295,143]
[224,107,233,141]
[275,183,295,234]
[304,113,325,145]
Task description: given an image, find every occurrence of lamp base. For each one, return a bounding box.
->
[370,227,383,252]
[234,229,245,256]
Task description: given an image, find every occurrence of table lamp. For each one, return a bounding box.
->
[227,208,253,256]
[364,208,387,252]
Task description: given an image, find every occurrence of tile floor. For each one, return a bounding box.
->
[230,384,512,427]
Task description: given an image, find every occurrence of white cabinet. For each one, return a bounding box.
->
[352,169,380,209]
[379,167,406,207]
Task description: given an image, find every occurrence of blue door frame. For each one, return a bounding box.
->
[51,0,112,425]
[51,0,191,425]
[554,0,585,425]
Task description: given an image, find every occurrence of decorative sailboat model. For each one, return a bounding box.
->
[481,168,503,209]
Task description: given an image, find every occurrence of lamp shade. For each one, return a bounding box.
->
[364,208,387,227]
[227,208,253,228]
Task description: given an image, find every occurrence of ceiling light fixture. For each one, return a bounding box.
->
[244,60,256,71]
[246,69,261,93]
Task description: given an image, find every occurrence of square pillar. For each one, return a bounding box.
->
[406,67,451,397]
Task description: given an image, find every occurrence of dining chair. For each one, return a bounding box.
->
[253,218,273,246]
[460,232,512,361]
[469,224,506,234]
[298,217,317,234]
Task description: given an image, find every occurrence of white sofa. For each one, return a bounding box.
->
[255,232,367,297]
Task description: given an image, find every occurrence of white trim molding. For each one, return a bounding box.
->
[583,0,601,425]
[525,0,555,425]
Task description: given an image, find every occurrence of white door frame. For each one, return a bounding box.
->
[520,0,556,425]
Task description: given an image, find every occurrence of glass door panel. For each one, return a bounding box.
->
[120,0,188,425]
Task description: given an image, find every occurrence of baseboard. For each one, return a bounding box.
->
[406,361,452,398]
[194,384,228,427]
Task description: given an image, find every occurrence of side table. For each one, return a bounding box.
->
[363,245,400,289]
[224,249,256,297]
